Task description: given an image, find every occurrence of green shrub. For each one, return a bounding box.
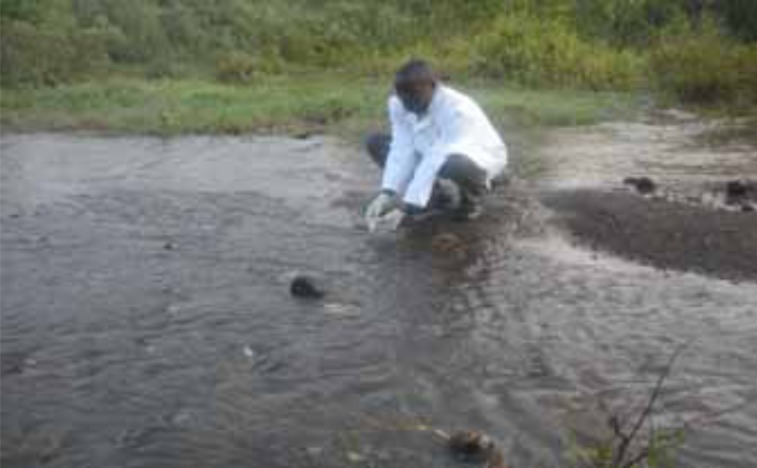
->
[215,51,257,84]
[0,19,109,87]
[649,30,757,105]
[467,14,638,90]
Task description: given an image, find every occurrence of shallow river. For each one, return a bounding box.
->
[2,132,756,467]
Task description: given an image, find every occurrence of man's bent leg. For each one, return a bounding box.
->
[364,133,391,168]
[437,154,489,219]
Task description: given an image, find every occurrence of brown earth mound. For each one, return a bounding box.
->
[541,189,757,281]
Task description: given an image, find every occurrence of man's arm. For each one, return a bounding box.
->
[381,97,417,196]
[401,104,466,208]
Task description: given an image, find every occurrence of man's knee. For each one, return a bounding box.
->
[439,154,487,187]
[365,132,391,168]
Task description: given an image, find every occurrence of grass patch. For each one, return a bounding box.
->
[1,75,640,137]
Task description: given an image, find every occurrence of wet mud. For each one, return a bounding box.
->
[542,189,757,281]
[2,129,757,468]
[539,114,757,281]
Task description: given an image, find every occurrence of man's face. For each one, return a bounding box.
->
[395,79,435,115]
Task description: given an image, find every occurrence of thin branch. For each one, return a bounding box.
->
[611,344,687,467]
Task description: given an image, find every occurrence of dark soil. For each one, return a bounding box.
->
[541,189,757,281]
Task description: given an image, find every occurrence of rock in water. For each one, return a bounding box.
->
[726,180,748,199]
[447,430,495,462]
[725,179,755,205]
[290,275,325,299]
[623,176,656,195]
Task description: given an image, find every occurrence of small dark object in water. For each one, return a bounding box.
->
[293,131,313,140]
[163,241,176,250]
[447,430,495,462]
[741,203,755,212]
[725,180,753,205]
[290,275,325,299]
[623,176,656,194]
[726,180,748,199]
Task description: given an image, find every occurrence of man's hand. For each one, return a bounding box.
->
[365,191,400,232]
[366,191,395,218]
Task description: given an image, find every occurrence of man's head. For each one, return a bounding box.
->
[394,59,437,115]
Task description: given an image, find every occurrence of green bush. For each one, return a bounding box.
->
[0,19,109,87]
[215,51,257,84]
[467,14,638,90]
[649,30,757,105]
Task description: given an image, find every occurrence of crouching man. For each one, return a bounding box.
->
[365,59,508,231]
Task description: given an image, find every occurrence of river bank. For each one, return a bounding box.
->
[1,77,640,138]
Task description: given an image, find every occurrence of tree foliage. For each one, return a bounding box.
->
[1,0,755,104]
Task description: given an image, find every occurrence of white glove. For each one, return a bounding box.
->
[365,192,400,232]
[366,191,395,218]
[372,207,405,233]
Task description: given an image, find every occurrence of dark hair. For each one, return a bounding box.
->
[394,59,437,87]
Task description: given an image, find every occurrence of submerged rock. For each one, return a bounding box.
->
[447,430,495,462]
[444,430,511,468]
[290,275,325,299]
[623,176,656,195]
[725,179,755,205]
[726,180,748,199]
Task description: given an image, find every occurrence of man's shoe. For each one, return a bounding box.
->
[428,179,462,212]
[454,194,484,221]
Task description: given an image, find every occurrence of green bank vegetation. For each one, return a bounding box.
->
[1,0,756,134]
[0,76,637,135]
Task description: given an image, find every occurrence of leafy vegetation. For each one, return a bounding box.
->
[1,0,756,133]
[0,76,638,136]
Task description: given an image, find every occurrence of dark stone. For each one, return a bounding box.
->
[163,242,176,250]
[725,180,756,206]
[726,180,748,199]
[623,176,656,195]
[290,275,325,299]
[293,131,314,140]
[636,177,656,194]
[447,430,495,462]
[741,203,755,212]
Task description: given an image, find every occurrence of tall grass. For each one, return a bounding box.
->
[1,0,756,110]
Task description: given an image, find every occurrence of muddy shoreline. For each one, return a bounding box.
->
[542,189,757,281]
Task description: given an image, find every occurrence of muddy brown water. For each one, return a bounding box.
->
[2,129,756,468]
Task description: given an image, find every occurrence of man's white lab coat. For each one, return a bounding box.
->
[381,85,508,208]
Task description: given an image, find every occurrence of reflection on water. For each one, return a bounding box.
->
[2,134,756,467]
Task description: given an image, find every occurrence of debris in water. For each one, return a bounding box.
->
[725,179,755,205]
[323,302,361,317]
[346,451,365,463]
[447,430,494,459]
[293,131,314,140]
[623,176,656,195]
[434,429,511,467]
[726,180,748,199]
[305,446,323,457]
[290,275,325,299]
[163,241,176,250]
